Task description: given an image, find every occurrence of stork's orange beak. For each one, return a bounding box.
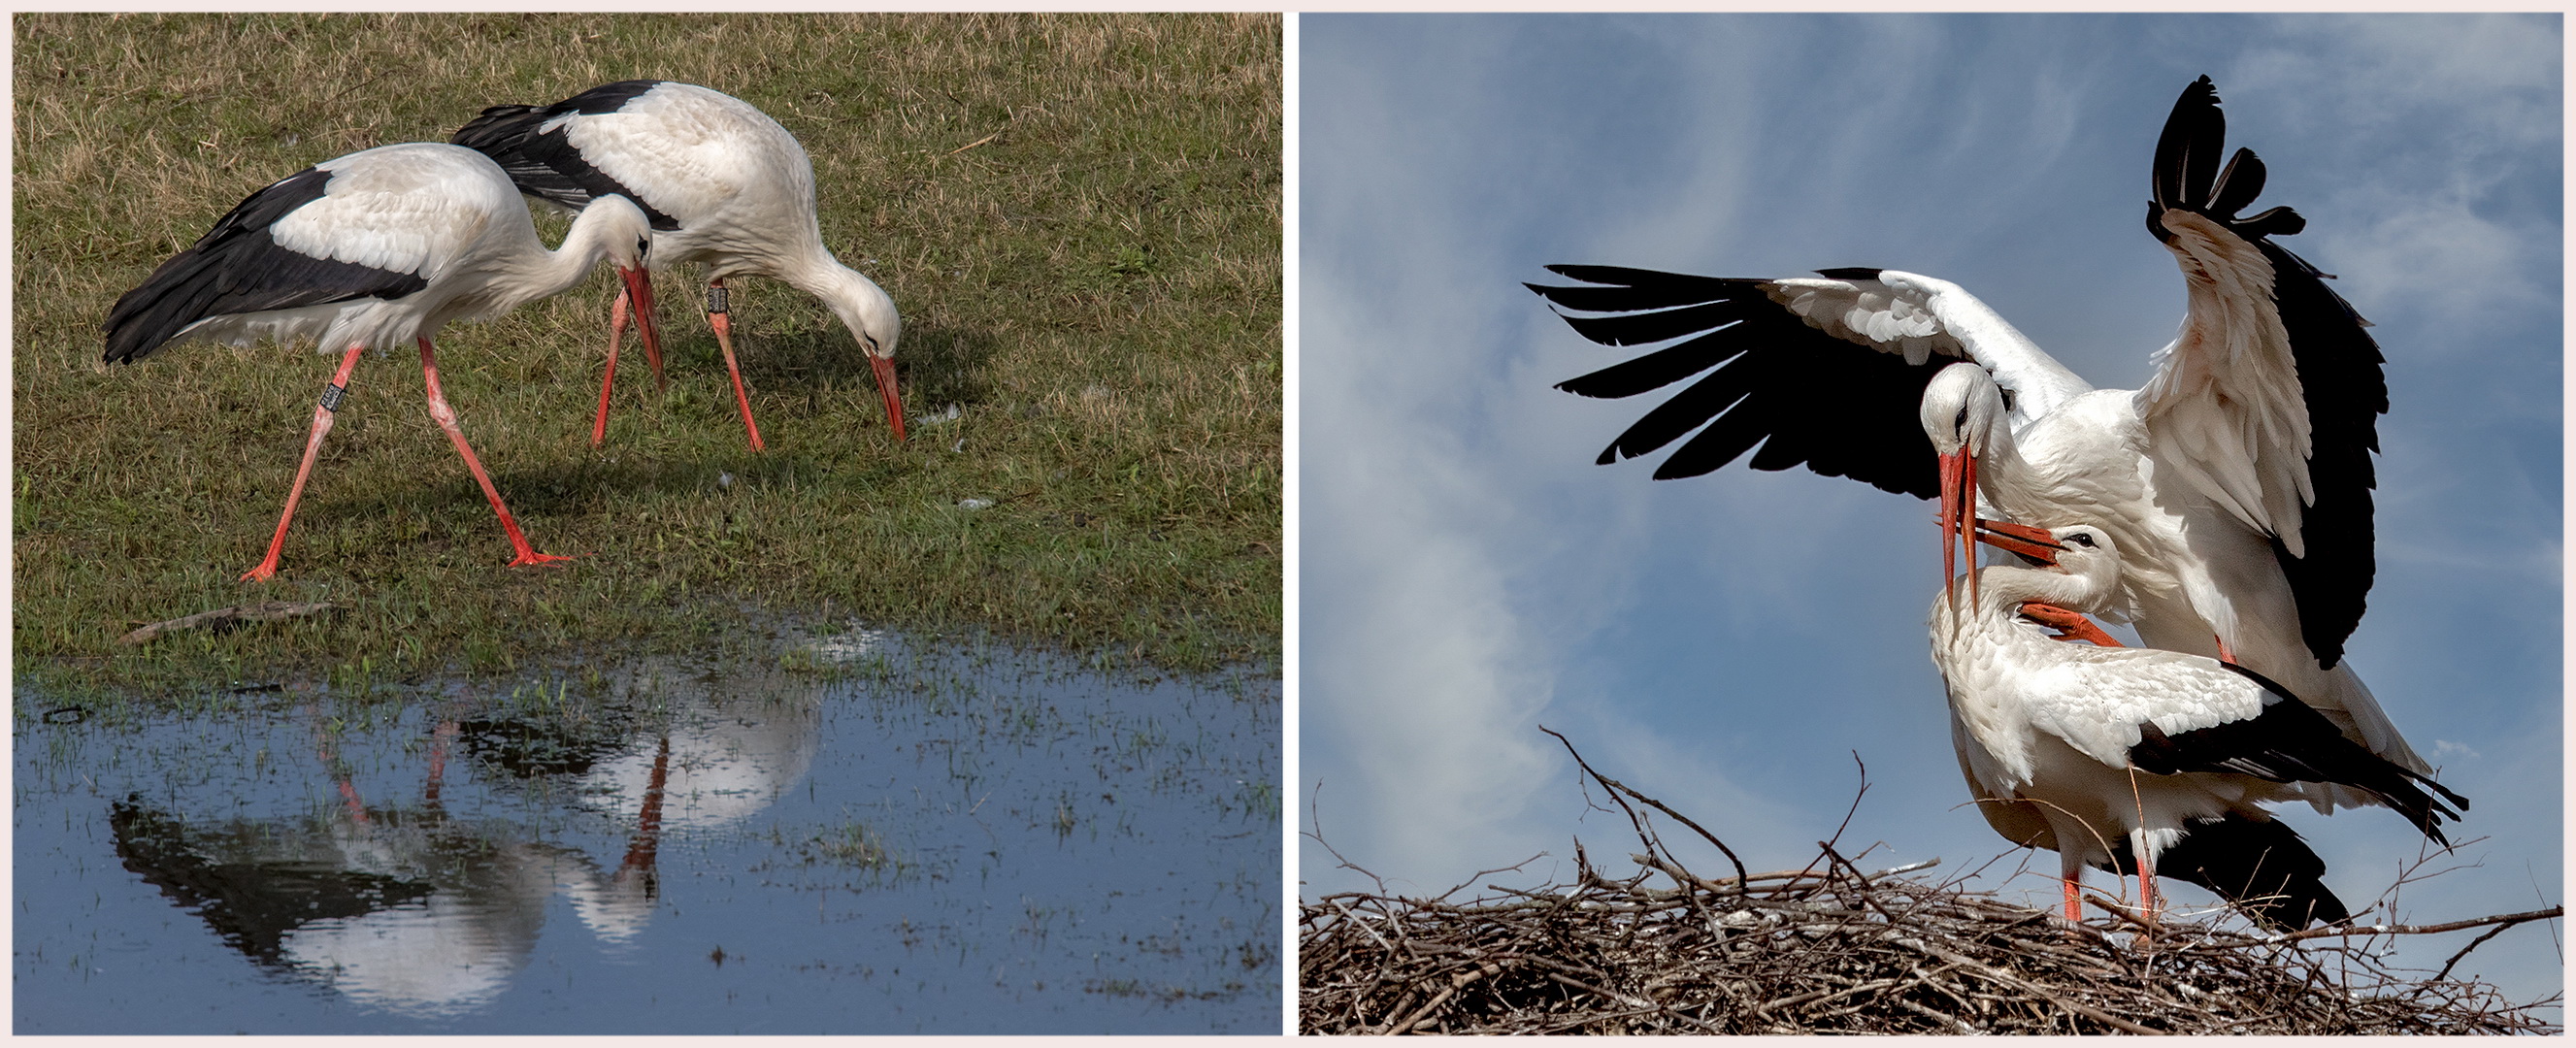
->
[871,353,907,442]
[617,266,667,392]
[1974,517,2064,566]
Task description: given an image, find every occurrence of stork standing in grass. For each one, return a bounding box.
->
[1533,77,2422,801]
[452,80,908,451]
[1936,518,2463,930]
[103,142,661,581]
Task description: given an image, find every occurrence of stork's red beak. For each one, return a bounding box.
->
[871,354,907,442]
[617,266,667,392]
[1938,445,1978,602]
[1974,517,2065,566]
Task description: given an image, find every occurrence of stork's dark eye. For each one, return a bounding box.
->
[1953,406,1968,431]
[2067,533,2097,548]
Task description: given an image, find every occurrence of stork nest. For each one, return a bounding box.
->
[1299,732,2560,1035]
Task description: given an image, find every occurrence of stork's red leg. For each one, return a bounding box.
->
[417,338,573,569]
[2214,635,2237,665]
[707,278,766,451]
[2138,849,2159,924]
[592,287,629,447]
[242,344,366,582]
[2064,875,2082,925]
[425,719,457,807]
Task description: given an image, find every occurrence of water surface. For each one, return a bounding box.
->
[17,632,1280,1033]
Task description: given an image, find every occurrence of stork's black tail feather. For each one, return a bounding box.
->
[2104,812,2349,931]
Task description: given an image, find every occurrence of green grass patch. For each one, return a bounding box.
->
[15,14,1281,704]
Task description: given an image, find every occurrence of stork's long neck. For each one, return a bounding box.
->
[502,200,645,313]
[1975,563,2113,615]
[775,247,897,352]
[1967,411,2029,513]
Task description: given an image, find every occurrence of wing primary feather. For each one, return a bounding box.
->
[1555,330,1744,399]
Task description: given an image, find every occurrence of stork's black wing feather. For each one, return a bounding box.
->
[1535,266,1947,497]
[2149,76,2388,669]
[451,80,679,231]
[102,166,431,364]
[2130,662,2465,845]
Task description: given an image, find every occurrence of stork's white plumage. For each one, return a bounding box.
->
[452,80,907,449]
[1932,521,2464,930]
[1533,77,2419,789]
[103,142,661,580]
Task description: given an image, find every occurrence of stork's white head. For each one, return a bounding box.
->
[1919,361,2006,457]
[569,195,665,377]
[819,266,907,441]
[1923,362,2010,594]
[1974,521,2125,613]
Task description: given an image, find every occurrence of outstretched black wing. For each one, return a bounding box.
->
[1534,265,1952,498]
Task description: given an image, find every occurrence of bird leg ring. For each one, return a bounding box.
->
[243,344,366,582]
[706,278,766,451]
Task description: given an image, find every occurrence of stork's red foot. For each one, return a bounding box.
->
[507,550,578,569]
[2019,602,2124,647]
[240,560,281,583]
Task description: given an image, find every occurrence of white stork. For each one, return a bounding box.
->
[1935,519,2464,930]
[103,142,661,581]
[1531,77,2427,797]
[451,80,908,450]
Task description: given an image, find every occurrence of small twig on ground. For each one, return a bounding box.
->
[117,601,337,645]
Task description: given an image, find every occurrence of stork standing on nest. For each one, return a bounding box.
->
[1933,518,2464,930]
[452,80,908,451]
[103,142,661,580]
[1533,77,2422,806]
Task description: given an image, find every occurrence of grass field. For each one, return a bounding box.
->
[15,14,1281,704]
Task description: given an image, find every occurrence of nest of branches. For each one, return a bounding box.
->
[1300,732,2560,1035]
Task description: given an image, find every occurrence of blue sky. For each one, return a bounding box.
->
[1299,14,2560,1003]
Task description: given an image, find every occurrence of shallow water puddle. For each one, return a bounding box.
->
[16,634,1281,1033]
